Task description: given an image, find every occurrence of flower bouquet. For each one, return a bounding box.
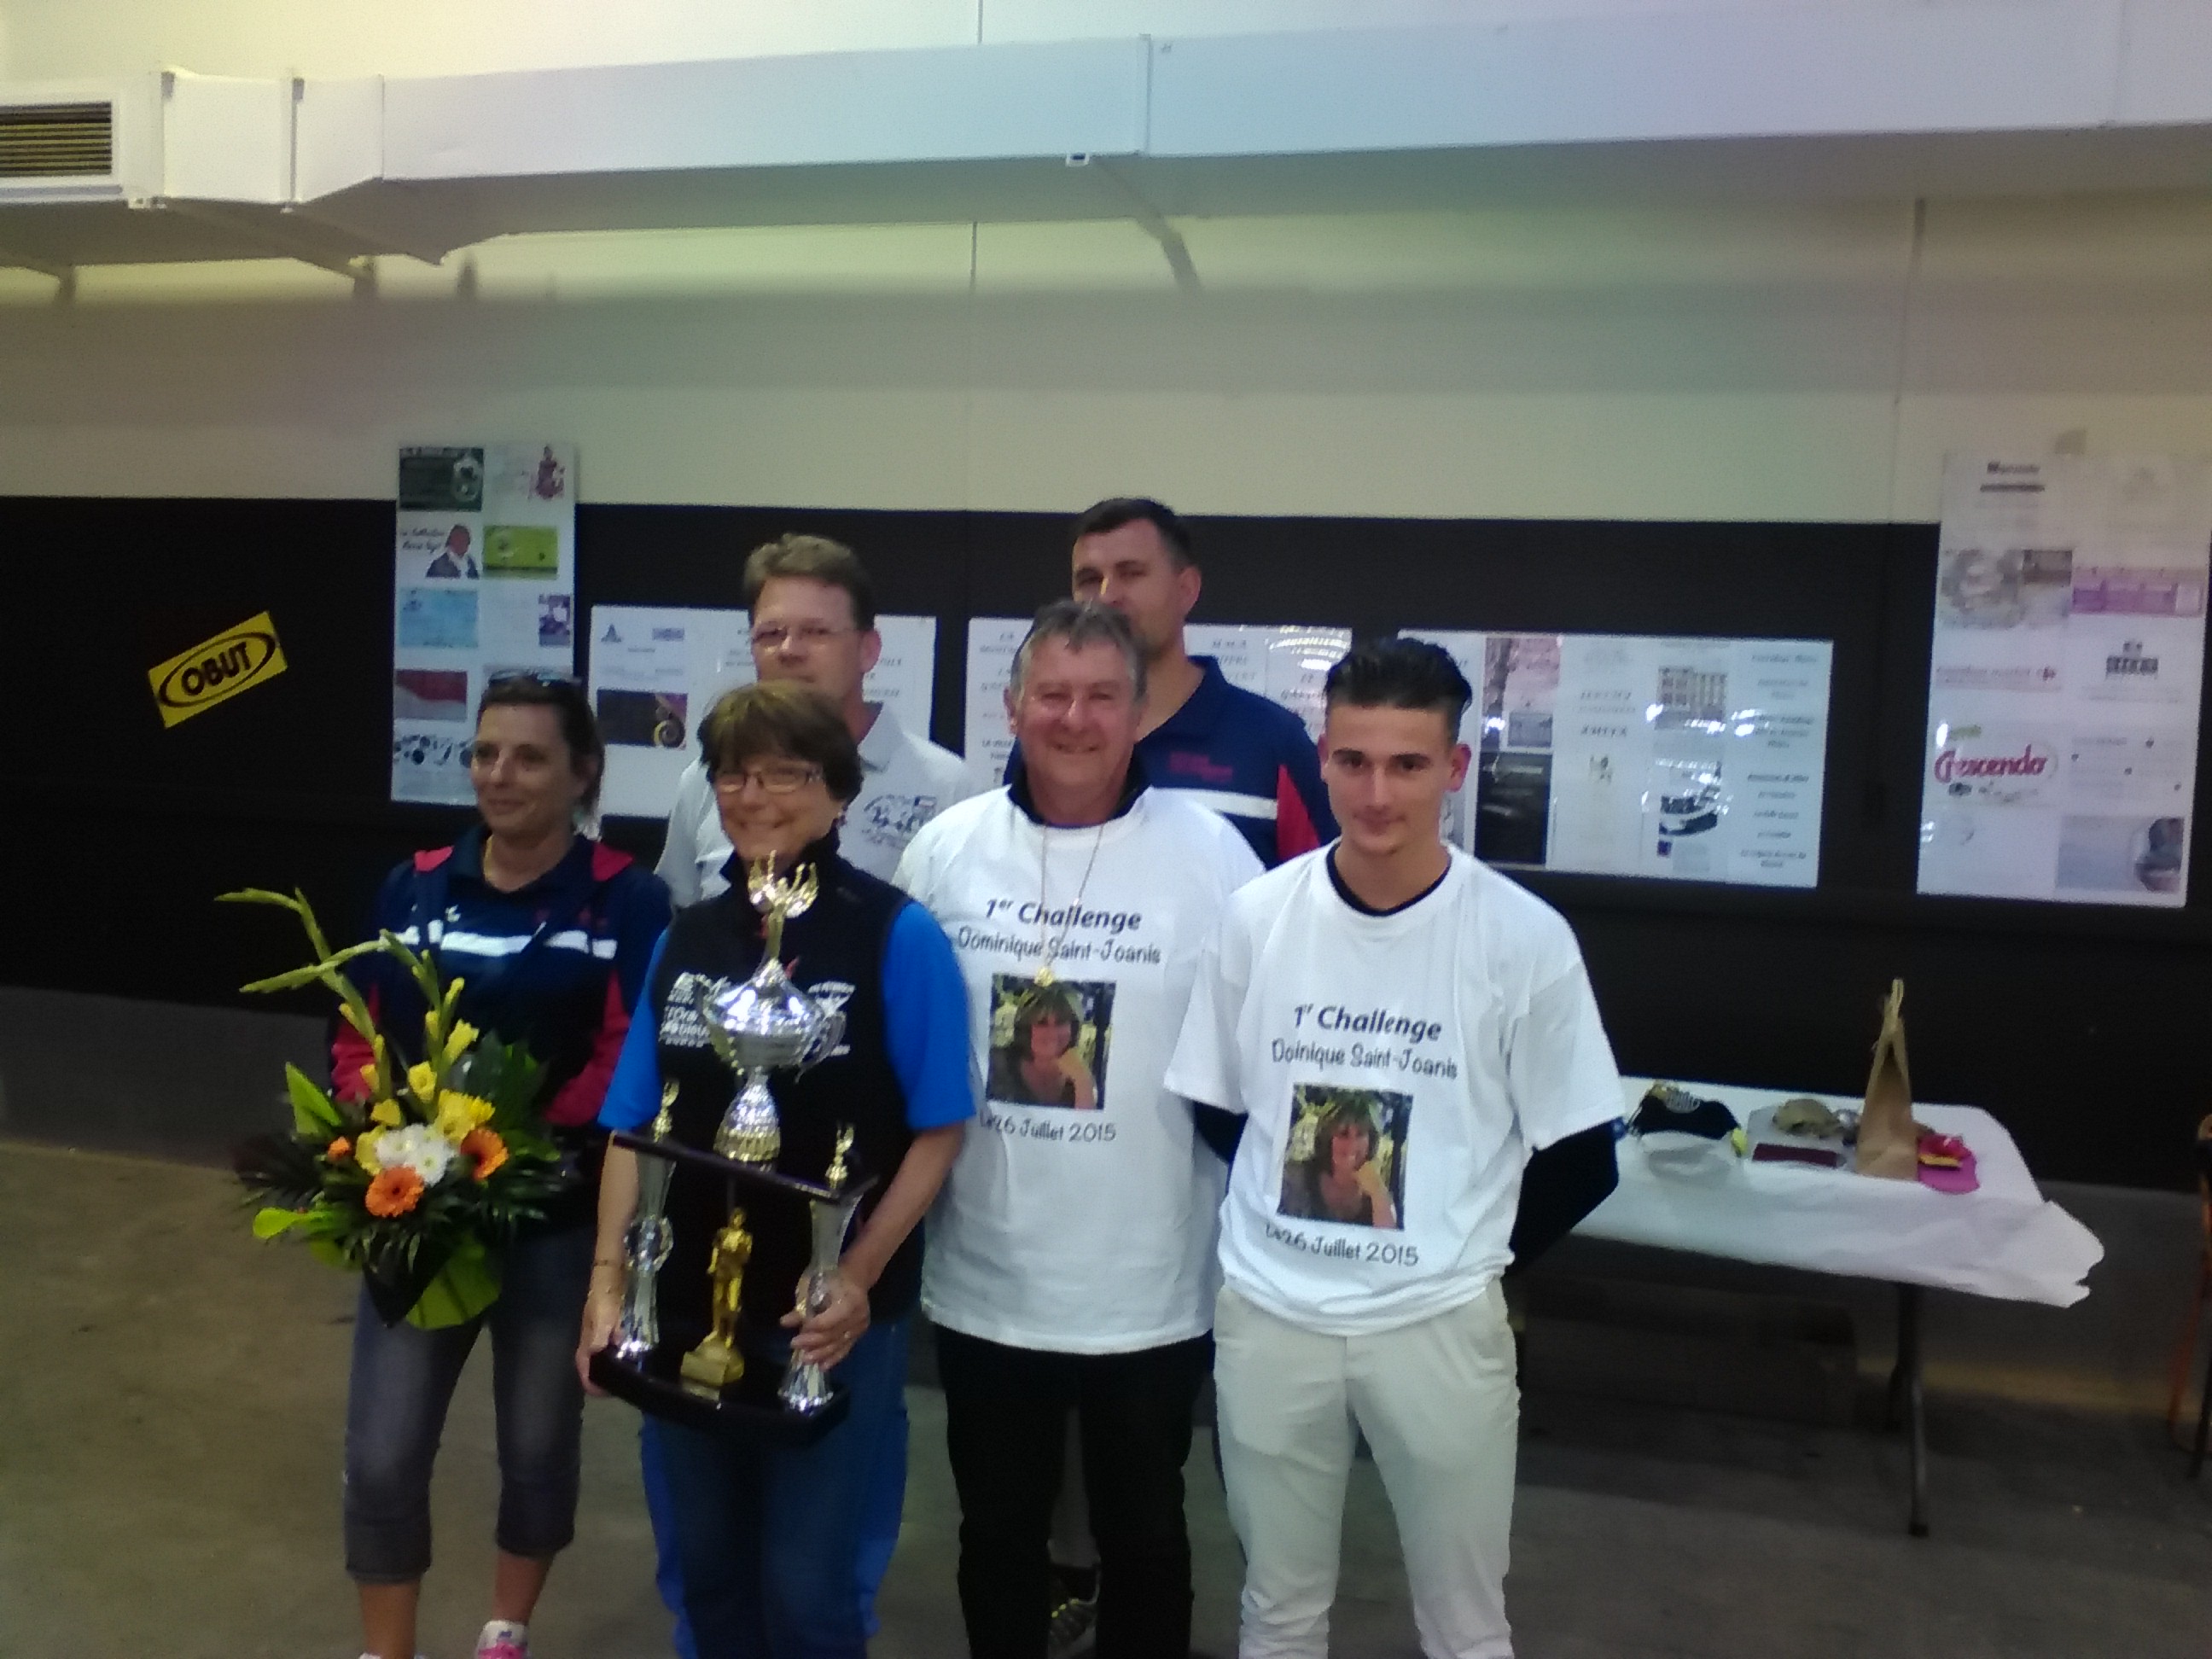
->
[223,888,568,1329]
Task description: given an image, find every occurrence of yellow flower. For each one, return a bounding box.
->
[357,1062,377,1095]
[406,1062,439,1104]
[443,1021,480,1062]
[354,1129,385,1173]
[434,1091,495,1143]
[370,1098,404,1128]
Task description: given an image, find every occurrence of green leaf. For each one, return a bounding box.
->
[284,1064,343,1134]
[252,1206,313,1239]
[307,1238,351,1271]
[406,1238,504,1330]
[216,888,307,913]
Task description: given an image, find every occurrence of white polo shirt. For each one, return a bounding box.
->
[1165,847,1623,1337]
[657,707,977,899]
[898,783,1263,1353]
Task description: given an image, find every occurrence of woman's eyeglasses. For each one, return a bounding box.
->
[712,762,824,796]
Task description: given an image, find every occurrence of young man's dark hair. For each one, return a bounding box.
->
[1068,497,1196,570]
[1323,637,1474,736]
[742,533,878,631]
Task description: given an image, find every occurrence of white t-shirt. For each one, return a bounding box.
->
[897,785,1264,1353]
[657,707,977,899]
[1165,847,1623,1338]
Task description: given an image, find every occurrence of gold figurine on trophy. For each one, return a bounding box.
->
[680,1207,754,1393]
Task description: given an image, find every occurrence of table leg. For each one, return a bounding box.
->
[1889,1283,1929,1538]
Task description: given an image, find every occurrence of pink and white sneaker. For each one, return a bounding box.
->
[474,1621,531,1659]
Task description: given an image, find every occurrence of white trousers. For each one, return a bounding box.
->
[1214,1281,1520,1659]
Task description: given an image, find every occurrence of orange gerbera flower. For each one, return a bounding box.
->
[327,1137,352,1160]
[461,1127,509,1181]
[364,1166,425,1218]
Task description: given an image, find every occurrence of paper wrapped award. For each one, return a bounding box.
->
[692,859,845,1164]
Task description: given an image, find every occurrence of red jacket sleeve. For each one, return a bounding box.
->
[331,987,381,1103]
[542,975,632,1127]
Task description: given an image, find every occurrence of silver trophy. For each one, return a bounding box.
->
[693,859,845,1165]
[613,1083,681,1362]
[780,1126,868,1416]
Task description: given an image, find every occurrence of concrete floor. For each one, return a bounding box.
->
[6,987,2212,1656]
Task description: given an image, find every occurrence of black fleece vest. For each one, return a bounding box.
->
[649,852,918,1349]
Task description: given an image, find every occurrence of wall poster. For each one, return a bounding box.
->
[391,443,577,804]
[1917,454,2210,905]
[1411,629,1832,888]
[586,605,938,819]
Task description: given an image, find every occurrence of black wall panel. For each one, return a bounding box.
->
[10,495,2207,1188]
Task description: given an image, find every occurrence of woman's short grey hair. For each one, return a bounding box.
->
[1008,599,1148,703]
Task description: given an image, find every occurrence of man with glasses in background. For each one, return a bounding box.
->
[649,533,977,1654]
[659,533,977,899]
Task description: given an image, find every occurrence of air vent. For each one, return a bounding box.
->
[0,102,114,178]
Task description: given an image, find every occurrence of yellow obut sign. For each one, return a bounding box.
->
[148,613,288,727]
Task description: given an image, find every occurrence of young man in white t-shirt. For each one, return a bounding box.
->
[658,533,976,896]
[897,600,1262,1659]
[1166,637,1625,1659]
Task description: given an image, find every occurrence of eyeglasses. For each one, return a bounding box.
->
[750,624,855,653]
[712,761,824,796]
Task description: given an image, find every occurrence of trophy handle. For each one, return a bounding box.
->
[690,976,738,1068]
[795,1007,846,1075]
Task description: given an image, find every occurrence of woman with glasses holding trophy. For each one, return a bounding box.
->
[334,672,672,1659]
[581,679,973,1659]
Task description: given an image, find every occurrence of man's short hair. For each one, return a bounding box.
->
[1068,498,1196,571]
[742,533,877,632]
[1324,637,1473,737]
[1009,599,1148,704]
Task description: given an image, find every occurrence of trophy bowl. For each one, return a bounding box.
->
[694,967,845,1164]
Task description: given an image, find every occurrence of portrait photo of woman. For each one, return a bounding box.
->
[986,975,1111,1109]
[1278,1087,1409,1231]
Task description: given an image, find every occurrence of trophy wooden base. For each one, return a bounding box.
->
[591,1344,850,1445]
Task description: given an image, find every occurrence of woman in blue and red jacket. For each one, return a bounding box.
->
[333,673,668,1659]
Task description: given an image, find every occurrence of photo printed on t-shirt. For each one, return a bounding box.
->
[987,973,1114,1110]
[1277,1084,1410,1231]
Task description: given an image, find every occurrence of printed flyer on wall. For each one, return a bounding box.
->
[391,444,576,804]
[1411,630,1832,888]
[962,618,1353,790]
[1918,454,2210,906]
[586,605,939,818]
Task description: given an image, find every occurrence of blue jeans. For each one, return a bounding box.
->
[342,1223,592,1581]
[643,1375,907,1651]
[657,1316,911,1659]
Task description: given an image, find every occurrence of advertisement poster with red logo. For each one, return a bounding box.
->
[390,444,578,805]
[1410,630,1832,889]
[1918,456,2210,905]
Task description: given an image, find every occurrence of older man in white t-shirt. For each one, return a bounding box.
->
[1167,637,1624,1659]
[658,533,976,898]
[898,600,1261,1659]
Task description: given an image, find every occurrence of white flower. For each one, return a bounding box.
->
[375,1122,457,1186]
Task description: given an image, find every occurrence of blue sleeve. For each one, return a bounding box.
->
[1281,713,1338,841]
[597,929,670,1132]
[346,859,420,1011]
[611,870,672,1014]
[881,902,978,1132]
